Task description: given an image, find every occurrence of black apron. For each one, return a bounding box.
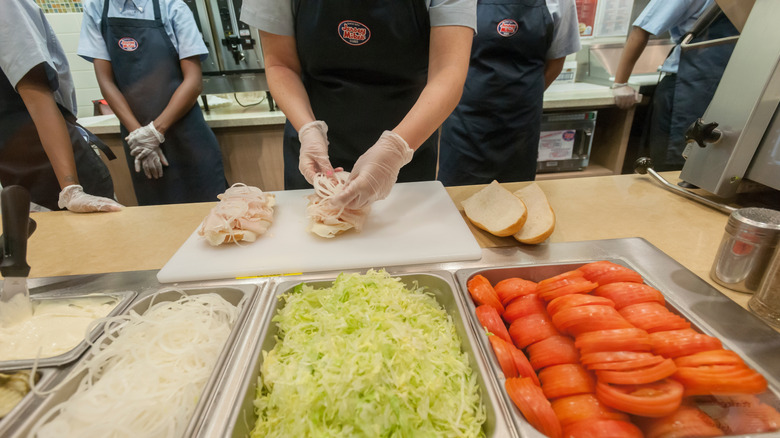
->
[283,0,437,189]
[438,0,553,186]
[101,0,226,205]
[649,12,738,171]
[0,67,116,211]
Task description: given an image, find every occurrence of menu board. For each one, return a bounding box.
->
[593,0,634,37]
[575,0,597,37]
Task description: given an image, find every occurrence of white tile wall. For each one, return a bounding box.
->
[46,12,102,118]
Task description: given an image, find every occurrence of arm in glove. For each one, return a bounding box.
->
[612,84,639,110]
[125,122,169,179]
[58,184,123,213]
[329,131,414,210]
[298,120,333,184]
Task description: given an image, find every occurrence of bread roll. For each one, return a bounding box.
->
[513,183,555,244]
[462,180,527,237]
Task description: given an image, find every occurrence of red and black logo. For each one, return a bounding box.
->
[118,37,139,51]
[338,20,370,46]
[496,19,518,37]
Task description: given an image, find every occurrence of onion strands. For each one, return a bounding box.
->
[31,292,239,438]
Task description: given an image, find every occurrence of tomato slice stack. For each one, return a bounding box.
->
[464,264,780,438]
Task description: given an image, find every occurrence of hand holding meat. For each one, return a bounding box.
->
[329,131,414,210]
[298,120,333,184]
[57,184,123,212]
[126,122,168,179]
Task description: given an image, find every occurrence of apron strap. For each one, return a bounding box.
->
[101,0,110,32]
[153,0,162,21]
[60,108,117,160]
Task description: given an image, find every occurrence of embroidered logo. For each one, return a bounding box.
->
[118,37,139,51]
[338,20,370,46]
[496,19,518,37]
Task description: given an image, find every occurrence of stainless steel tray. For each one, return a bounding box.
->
[202,271,517,438]
[0,290,137,372]
[7,278,263,438]
[454,238,780,438]
[0,367,58,433]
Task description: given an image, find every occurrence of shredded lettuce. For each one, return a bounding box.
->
[251,269,487,437]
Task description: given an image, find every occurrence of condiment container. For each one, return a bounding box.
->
[748,244,780,329]
[710,207,780,293]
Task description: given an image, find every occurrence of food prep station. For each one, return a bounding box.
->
[3,237,780,437]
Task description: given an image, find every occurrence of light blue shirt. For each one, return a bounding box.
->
[77,0,209,63]
[547,0,582,60]
[240,0,478,36]
[0,0,78,116]
[634,0,714,73]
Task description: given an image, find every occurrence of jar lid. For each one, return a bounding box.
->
[727,208,780,241]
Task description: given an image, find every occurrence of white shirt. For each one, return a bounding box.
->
[547,0,582,60]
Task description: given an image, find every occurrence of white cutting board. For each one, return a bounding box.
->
[156,181,482,283]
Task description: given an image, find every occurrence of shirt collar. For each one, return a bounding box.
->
[119,0,150,14]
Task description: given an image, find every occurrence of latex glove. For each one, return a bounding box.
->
[126,122,168,179]
[298,120,334,184]
[329,131,414,210]
[612,84,639,110]
[57,184,123,213]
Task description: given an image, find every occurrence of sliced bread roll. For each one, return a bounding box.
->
[462,180,527,237]
[513,183,555,244]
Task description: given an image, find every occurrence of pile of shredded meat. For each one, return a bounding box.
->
[306,171,370,238]
[198,183,276,246]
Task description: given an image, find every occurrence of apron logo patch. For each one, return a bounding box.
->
[338,20,370,46]
[118,37,139,51]
[496,19,518,37]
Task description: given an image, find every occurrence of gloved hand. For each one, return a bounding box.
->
[298,120,334,184]
[126,122,168,179]
[612,83,639,110]
[329,131,414,210]
[57,184,123,213]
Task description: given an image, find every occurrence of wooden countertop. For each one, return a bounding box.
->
[14,171,760,311]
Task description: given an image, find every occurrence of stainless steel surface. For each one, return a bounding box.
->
[2,270,265,438]
[711,208,780,293]
[581,40,673,86]
[0,290,137,372]
[680,32,739,50]
[680,0,780,197]
[749,245,780,328]
[634,157,737,214]
[202,272,517,438]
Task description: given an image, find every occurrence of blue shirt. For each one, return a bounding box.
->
[77,0,209,63]
[633,0,714,73]
[547,0,582,60]
[0,0,78,116]
[240,0,478,36]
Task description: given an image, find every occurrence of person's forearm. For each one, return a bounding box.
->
[16,64,79,189]
[614,26,651,84]
[544,57,566,90]
[259,31,316,131]
[393,26,473,150]
[153,56,202,135]
[94,59,142,132]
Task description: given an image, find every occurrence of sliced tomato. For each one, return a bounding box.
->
[592,282,665,310]
[503,294,547,324]
[587,354,665,371]
[551,393,629,427]
[538,363,595,400]
[595,379,683,417]
[551,305,633,336]
[510,343,540,385]
[695,394,780,435]
[509,313,561,349]
[467,274,504,314]
[562,419,643,438]
[674,349,745,368]
[538,275,599,302]
[674,365,768,396]
[618,302,691,333]
[577,261,644,285]
[596,358,677,385]
[495,277,538,306]
[505,377,563,438]
[635,404,725,438]
[489,334,518,378]
[580,351,656,367]
[575,328,652,354]
[527,335,581,371]
[649,329,723,358]
[475,304,512,344]
[546,293,615,318]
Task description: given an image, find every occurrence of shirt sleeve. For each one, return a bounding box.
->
[547,0,581,60]
[633,0,698,36]
[77,0,111,62]
[169,0,209,60]
[241,0,294,36]
[429,0,477,32]
[0,1,52,88]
